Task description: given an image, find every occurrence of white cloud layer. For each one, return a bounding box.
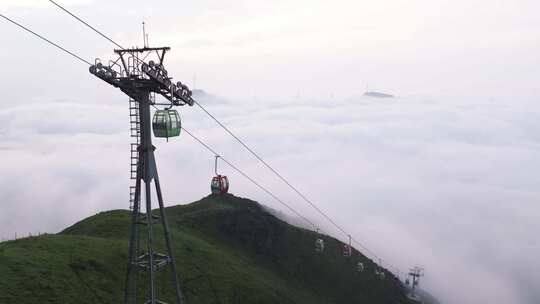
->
[1,93,539,304]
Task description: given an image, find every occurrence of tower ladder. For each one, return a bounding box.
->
[129,97,140,210]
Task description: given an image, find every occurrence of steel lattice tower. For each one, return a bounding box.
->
[90,46,194,304]
[408,266,424,295]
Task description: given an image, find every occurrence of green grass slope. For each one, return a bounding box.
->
[0,194,411,304]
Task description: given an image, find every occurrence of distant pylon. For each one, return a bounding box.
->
[408,266,424,294]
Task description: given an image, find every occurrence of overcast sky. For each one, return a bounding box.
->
[1,1,540,304]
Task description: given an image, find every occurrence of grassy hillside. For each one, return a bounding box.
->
[0,194,411,303]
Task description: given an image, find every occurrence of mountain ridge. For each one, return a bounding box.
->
[0,193,412,303]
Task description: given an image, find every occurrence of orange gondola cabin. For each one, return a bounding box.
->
[211,175,229,195]
[211,156,229,195]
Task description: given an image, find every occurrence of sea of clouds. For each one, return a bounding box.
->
[0,92,539,304]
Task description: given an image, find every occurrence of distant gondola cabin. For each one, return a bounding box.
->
[315,238,325,252]
[152,109,181,138]
[343,244,352,257]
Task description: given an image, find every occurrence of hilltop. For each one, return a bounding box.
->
[0,194,412,303]
[363,91,395,98]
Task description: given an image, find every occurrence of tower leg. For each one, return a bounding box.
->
[125,164,142,304]
[145,179,157,303]
[155,173,185,303]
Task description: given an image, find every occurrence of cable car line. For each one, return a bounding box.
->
[182,126,400,274]
[0,13,92,65]
[182,127,399,272]
[5,4,405,276]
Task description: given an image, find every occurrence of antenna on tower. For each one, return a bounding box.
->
[142,21,147,48]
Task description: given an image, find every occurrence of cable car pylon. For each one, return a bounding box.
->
[90,45,193,304]
[406,266,424,300]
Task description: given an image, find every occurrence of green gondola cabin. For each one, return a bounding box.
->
[152,109,181,138]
